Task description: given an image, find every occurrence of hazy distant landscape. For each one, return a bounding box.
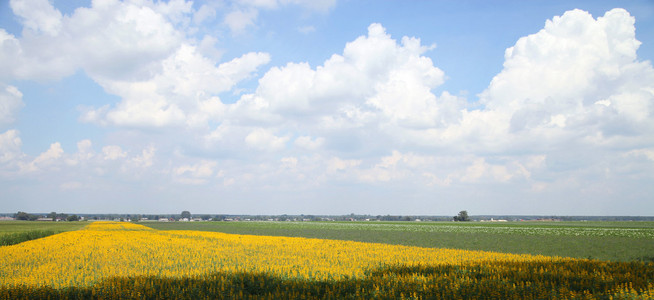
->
[3,211,654,222]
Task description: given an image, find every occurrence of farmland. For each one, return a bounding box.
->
[0,221,87,246]
[144,220,654,262]
[1,221,653,299]
[0,221,87,235]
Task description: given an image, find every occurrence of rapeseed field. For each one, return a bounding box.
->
[0,221,652,299]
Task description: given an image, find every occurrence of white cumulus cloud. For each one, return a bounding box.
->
[10,0,62,36]
[102,145,127,161]
[174,160,218,184]
[0,85,23,125]
[21,142,64,172]
[0,129,23,164]
[474,8,654,151]
[245,128,289,151]
[230,23,459,152]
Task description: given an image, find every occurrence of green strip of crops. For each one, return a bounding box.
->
[0,221,87,246]
[0,230,58,246]
[143,221,654,262]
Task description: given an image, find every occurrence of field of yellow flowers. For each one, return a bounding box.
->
[1,221,652,299]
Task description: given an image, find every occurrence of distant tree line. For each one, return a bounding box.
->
[14,212,80,221]
[4,211,653,222]
[14,212,39,221]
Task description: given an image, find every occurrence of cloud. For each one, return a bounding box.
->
[173,160,218,184]
[174,160,217,177]
[9,0,62,36]
[280,156,298,169]
[474,8,654,151]
[104,93,187,128]
[231,23,456,141]
[238,0,279,10]
[180,10,652,195]
[222,0,336,34]
[16,4,649,154]
[216,18,459,153]
[0,129,23,164]
[91,46,270,128]
[294,136,324,150]
[297,25,315,34]
[21,142,64,172]
[33,142,63,165]
[458,158,525,183]
[102,145,127,161]
[224,8,258,34]
[320,151,543,186]
[74,139,95,161]
[245,128,289,151]
[364,8,654,158]
[0,85,23,125]
[626,148,654,162]
[2,0,188,81]
[327,157,360,173]
[284,0,336,13]
[129,145,156,169]
[193,4,218,25]
[0,29,21,82]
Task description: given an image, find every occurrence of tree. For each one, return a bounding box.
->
[48,212,57,221]
[15,211,30,220]
[67,215,80,222]
[181,211,191,220]
[453,210,470,222]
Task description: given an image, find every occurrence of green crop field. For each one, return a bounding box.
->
[0,221,87,246]
[0,221,87,235]
[143,221,654,262]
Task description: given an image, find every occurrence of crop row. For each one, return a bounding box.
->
[250,221,654,238]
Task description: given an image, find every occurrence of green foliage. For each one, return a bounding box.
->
[181,211,191,220]
[0,230,56,246]
[453,210,470,221]
[14,212,31,221]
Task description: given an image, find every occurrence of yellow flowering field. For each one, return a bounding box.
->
[0,221,652,299]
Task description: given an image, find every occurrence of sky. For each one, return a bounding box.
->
[1,0,653,216]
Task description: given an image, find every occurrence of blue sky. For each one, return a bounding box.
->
[1,0,653,215]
